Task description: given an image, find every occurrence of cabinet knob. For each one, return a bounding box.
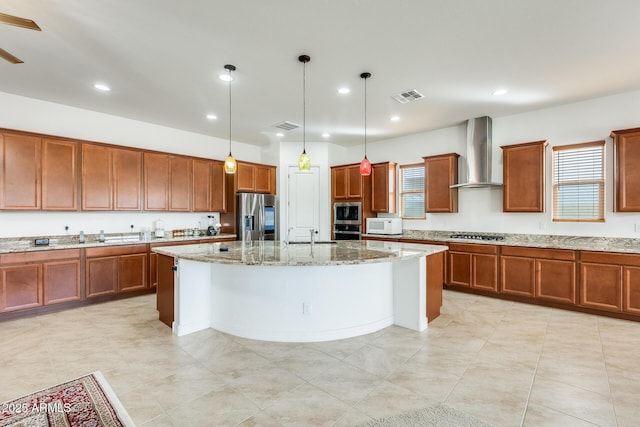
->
[171,265,177,272]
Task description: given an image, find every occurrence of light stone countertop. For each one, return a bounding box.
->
[152,240,448,266]
[0,233,237,254]
[364,230,640,254]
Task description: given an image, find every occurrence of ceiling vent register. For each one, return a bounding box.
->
[273,121,300,131]
[392,90,424,104]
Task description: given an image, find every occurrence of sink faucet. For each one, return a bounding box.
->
[284,227,294,246]
[309,229,318,246]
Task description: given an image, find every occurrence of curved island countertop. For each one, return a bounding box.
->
[151,239,445,266]
[153,240,447,342]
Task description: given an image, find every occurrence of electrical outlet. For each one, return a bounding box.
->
[303,302,312,315]
[539,222,547,230]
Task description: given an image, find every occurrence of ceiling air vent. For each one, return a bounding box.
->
[273,121,300,131]
[391,89,424,104]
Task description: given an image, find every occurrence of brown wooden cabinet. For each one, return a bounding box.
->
[85,244,148,298]
[0,249,81,311]
[0,264,42,312]
[611,127,640,212]
[144,152,170,211]
[157,253,176,327]
[235,161,276,194]
[500,246,576,303]
[423,153,459,213]
[193,159,226,212]
[0,132,41,210]
[579,251,640,313]
[371,162,396,213]
[501,140,547,212]
[169,156,192,211]
[81,144,113,210]
[447,243,498,291]
[113,148,142,211]
[42,138,78,210]
[332,164,363,200]
[83,144,143,211]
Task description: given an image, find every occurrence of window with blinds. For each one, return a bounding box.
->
[552,141,605,222]
[400,163,425,219]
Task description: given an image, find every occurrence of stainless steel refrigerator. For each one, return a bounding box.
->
[236,193,278,241]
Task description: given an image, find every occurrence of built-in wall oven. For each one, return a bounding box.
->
[333,202,361,240]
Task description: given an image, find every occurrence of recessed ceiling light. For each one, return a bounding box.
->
[493,88,508,96]
[276,132,284,137]
[390,116,400,122]
[219,74,233,82]
[338,87,350,94]
[322,133,330,138]
[206,114,217,120]
[93,83,111,91]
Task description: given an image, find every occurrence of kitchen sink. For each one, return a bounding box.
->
[103,235,142,243]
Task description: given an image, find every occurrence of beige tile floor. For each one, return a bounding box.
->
[1,290,638,427]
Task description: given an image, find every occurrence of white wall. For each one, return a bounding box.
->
[347,89,640,238]
[0,92,262,238]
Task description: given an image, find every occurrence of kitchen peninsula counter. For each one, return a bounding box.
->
[153,240,447,341]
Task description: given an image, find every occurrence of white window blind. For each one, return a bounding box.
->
[400,164,425,219]
[552,141,605,222]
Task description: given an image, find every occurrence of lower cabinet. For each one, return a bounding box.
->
[447,243,498,291]
[0,249,81,312]
[579,251,640,314]
[85,245,148,298]
[500,246,576,304]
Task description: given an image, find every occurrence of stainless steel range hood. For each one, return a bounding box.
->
[451,116,502,188]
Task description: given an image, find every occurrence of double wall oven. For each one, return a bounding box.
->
[333,202,361,240]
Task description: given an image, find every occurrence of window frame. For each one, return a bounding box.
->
[552,140,605,223]
[399,163,425,219]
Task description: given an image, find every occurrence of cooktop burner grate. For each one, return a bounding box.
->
[449,233,505,241]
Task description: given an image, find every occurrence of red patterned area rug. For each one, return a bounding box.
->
[0,371,135,427]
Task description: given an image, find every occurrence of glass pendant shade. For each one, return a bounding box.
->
[359,156,371,176]
[224,153,237,174]
[298,149,311,171]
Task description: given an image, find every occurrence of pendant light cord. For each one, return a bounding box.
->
[228,68,232,155]
[302,59,306,153]
[364,76,367,157]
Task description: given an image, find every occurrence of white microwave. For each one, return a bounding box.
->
[366,218,402,235]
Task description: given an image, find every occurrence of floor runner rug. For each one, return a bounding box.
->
[0,371,135,427]
[358,404,495,427]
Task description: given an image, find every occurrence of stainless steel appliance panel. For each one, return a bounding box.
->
[334,202,362,224]
[237,193,277,241]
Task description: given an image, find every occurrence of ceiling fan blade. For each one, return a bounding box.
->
[0,12,41,31]
[0,48,23,64]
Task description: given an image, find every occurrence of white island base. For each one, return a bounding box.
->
[173,256,428,342]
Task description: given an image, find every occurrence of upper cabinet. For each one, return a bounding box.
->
[371,162,396,213]
[423,153,459,213]
[501,140,547,213]
[144,153,193,212]
[331,164,363,200]
[42,139,78,211]
[0,133,41,210]
[83,144,142,211]
[235,161,276,194]
[611,127,640,212]
[169,156,192,211]
[192,159,226,212]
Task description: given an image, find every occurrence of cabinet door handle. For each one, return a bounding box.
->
[171,265,177,272]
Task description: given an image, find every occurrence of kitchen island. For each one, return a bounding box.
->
[153,240,447,342]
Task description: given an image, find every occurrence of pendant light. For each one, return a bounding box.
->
[223,64,237,174]
[359,72,372,176]
[298,54,311,171]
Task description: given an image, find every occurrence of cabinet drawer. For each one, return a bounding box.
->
[580,251,640,267]
[501,246,575,261]
[447,243,497,255]
[1,249,80,265]
[86,244,147,258]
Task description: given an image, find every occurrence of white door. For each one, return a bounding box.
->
[287,166,320,242]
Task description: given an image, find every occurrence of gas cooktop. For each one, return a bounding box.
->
[449,233,505,241]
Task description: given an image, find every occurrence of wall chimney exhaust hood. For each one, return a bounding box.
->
[451,116,502,188]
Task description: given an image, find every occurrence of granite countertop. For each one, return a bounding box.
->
[0,233,237,254]
[152,240,447,267]
[364,230,640,254]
